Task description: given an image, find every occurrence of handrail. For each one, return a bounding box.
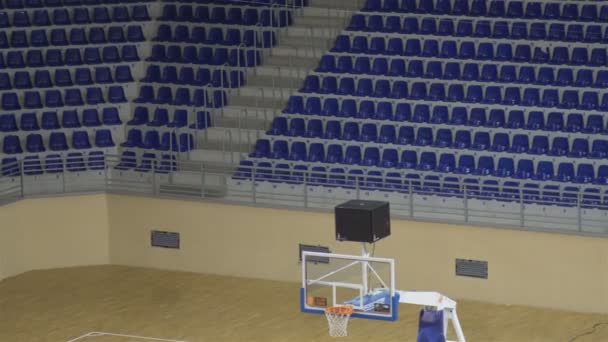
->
[1,154,606,235]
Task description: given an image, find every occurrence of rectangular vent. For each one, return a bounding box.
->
[151,230,180,249]
[299,244,330,263]
[455,259,488,279]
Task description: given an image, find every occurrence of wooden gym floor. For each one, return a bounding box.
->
[1,265,607,342]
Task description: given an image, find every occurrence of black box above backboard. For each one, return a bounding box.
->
[334,200,390,243]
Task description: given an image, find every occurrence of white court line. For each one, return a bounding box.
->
[66,331,189,342]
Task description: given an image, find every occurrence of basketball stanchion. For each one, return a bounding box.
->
[301,200,467,342]
[324,305,354,337]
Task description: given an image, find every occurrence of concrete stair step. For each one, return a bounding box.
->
[189,149,247,164]
[255,64,310,80]
[308,0,365,11]
[213,116,269,130]
[292,15,348,30]
[201,127,265,146]
[262,55,319,69]
[219,105,281,121]
[271,45,326,59]
[238,85,293,100]
[229,95,287,110]
[279,34,333,51]
[246,74,302,91]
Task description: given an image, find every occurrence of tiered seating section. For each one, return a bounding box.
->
[119,0,296,167]
[238,0,608,208]
[0,0,151,175]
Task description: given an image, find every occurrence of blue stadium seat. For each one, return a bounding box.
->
[147,108,168,127]
[397,126,414,145]
[399,150,417,169]
[23,91,43,109]
[41,111,60,130]
[305,119,323,138]
[73,131,91,149]
[417,152,437,171]
[490,133,509,152]
[590,140,608,159]
[121,129,142,148]
[26,133,45,152]
[437,153,456,172]
[455,155,474,174]
[568,138,589,158]
[95,129,114,148]
[20,113,39,131]
[59,110,79,128]
[434,129,452,148]
[555,162,575,182]
[449,107,466,125]
[82,109,100,127]
[575,164,594,184]
[475,156,494,175]
[453,130,470,149]
[470,131,489,150]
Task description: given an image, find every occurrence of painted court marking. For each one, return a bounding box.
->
[66,331,188,342]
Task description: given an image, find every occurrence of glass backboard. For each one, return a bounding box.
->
[300,251,398,321]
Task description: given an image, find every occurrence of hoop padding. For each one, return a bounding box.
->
[324,305,354,337]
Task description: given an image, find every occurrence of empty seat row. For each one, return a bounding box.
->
[158,4,291,27]
[127,106,189,128]
[298,76,608,110]
[0,26,144,48]
[0,66,133,90]
[265,119,608,159]
[362,0,608,23]
[113,151,178,173]
[154,24,275,48]
[348,14,608,43]
[2,151,111,176]
[2,0,153,9]
[134,86,227,108]
[1,86,126,110]
[2,130,115,154]
[332,35,606,67]
[250,139,605,183]
[142,65,244,88]
[146,44,260,67]
[128,107,211,129]
[316,55,608,89]
[0,6,150,28]
[122,129,194,152]
[236,161,607,207]
[275,103,608,132]
[283,95,608,133]
[0,46,139,69]
[0,107,121,131]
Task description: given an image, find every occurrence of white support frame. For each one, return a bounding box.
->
[397,291,466,342]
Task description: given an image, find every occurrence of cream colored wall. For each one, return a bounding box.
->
[0,194,110,281]
[1,193,605,313]
[107,195,608,314]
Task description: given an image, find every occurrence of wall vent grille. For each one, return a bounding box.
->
[299,244,330,263]
[455,259,488,279]
[151,230,180,249]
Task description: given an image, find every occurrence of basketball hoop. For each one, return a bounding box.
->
[324,305,354,337]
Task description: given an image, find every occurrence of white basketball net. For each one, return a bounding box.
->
[325,306,353,337]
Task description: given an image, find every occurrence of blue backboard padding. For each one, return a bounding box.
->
[300,287,400,321]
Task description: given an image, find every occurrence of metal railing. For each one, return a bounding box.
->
[1,154,607,236]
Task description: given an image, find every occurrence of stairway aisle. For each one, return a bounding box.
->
[189,1,359,166]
